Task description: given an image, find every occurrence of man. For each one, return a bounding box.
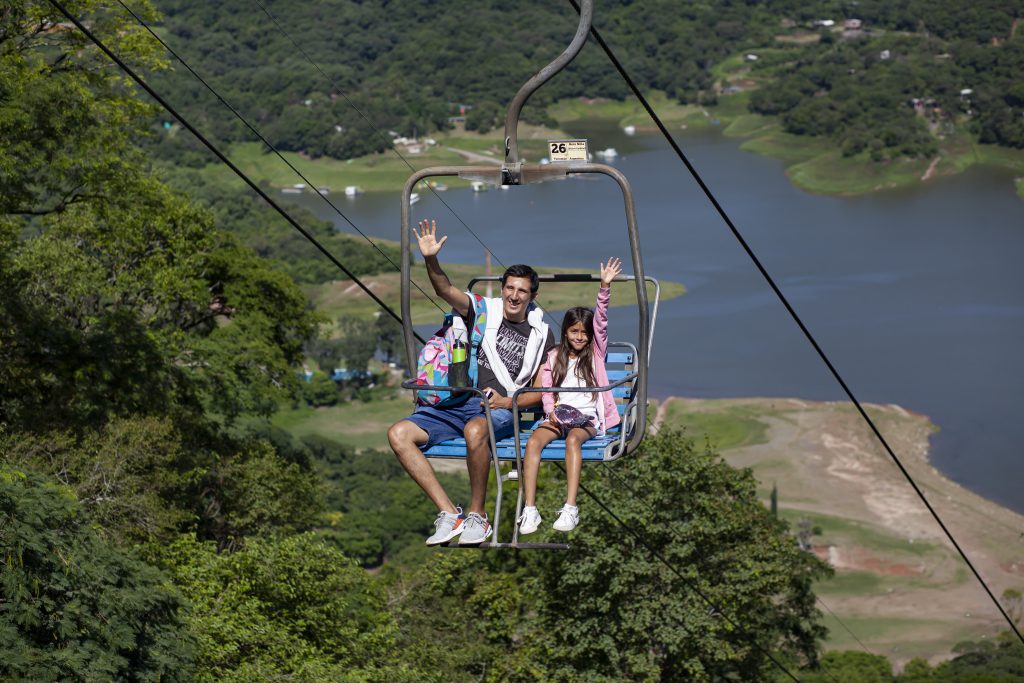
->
[387,219,556,545]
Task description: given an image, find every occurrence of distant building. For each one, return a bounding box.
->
[813,19,835,27]
[879,49,891,60]
[843,18,862,29]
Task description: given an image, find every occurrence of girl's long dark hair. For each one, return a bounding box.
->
[552,306,597,399]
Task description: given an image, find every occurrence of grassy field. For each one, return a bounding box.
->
[721,113,776,139]
[273,392,413,451]
[660,399,770,451]
[548,92,713,131]
[817,614,982,662]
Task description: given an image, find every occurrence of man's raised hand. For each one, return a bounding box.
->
[413,219,447,258]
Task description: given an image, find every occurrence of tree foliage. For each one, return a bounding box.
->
[529,428,830,681]
[748,2,1024,155]
[894,633,1024,681]
[150,533,417,682]
[1,0,324,551]
[0,0,166,217]
[797,650,893,682]
[143,0,1024,167]
[0,468,194,681]
[163,169,403,285]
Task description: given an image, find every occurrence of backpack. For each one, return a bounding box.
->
[415,293,487,407]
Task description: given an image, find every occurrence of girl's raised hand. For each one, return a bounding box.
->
[412,219,447,257]
[600,257,622,288]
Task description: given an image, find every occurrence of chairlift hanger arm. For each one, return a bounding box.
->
[503,0,593,167]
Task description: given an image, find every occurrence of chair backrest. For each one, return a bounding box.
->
[605,343,637,430]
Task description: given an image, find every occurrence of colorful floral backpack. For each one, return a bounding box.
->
[415,293,487,407]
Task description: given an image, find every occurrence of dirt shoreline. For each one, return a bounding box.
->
[658,395,1024,664]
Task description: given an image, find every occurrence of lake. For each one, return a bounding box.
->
[285,125,1024,516]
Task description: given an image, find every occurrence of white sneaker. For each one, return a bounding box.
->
[425,507,464,545]
[458,512,493,545]
[518,506,542,535]
[552,504,579,532]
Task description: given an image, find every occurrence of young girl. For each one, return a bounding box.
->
[518,257,622,534]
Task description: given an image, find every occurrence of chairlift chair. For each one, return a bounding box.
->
[399,0,657,548]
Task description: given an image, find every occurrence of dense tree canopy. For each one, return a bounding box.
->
[0,468,194,681]
[140,0,1024,163]
[150,533,414,682]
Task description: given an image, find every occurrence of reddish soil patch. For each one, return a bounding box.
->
[814,545,924,577]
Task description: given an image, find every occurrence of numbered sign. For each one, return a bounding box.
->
[548,139,588,162]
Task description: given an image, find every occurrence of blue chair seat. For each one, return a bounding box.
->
[423,426,626,462]
[421,349,636,463]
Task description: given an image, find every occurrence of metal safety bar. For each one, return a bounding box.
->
[468,273,661,366]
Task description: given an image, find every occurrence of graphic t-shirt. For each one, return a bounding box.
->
[477,317,556,397]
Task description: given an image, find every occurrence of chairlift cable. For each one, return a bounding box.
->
[567,0,1024,646]
[115,0,447,316]
[45,0,424,345]
[814,593,877,659]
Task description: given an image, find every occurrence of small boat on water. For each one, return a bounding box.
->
[410,192,420,205]
[317,187,330,195]
[281,187,302,194]
[595,147,618,159]
[471,181,489,192]
[344,185,362,196]
[623,125,636,136]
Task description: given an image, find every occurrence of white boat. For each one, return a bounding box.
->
[471,181,489,192]
[623,125,636,136]
[281,187,302,194]
[317,187,330,195]
[344,185,362,196]
[596,147,619,159]
[410,192,420,205]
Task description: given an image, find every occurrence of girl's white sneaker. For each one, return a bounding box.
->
[518,506,542,535]
[552,504,579,532]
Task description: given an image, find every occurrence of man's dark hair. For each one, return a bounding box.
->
[501,264,540,297]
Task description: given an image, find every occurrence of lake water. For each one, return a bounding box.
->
[284,126,1024,515]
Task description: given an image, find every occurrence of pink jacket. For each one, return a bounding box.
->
[541,287,621,432]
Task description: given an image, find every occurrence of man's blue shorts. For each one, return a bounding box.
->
[403,397,515,449]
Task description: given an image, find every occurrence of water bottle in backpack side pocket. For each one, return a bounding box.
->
[449,317,470,388]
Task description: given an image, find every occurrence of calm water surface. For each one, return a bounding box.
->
[286,127,1024,515]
